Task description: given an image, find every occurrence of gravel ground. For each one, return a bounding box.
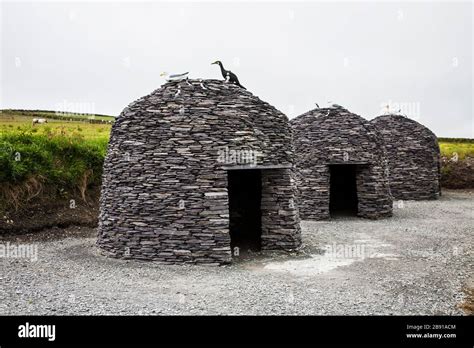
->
[0,190,472,315]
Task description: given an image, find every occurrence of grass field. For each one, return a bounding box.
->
[438,138,474,160]
[1,109,115,122]
[0,112,112,142]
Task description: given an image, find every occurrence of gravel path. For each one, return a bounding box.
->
[1,190,472,315]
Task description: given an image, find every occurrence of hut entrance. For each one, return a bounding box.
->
[227,169,262,254]
[329,164,358,216]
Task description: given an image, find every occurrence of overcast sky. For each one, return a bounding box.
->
[1,1,472,137]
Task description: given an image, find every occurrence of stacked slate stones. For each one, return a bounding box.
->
[290,106,393,220]
[97,79,301,264]
[371,114,441,200]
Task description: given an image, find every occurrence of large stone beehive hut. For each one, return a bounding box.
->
[371,114,441,200]
[97,79,301,264]
[290,106,393,220]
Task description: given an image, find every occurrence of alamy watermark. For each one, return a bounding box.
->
[324,243,390,259]
[380,100,421,120]
[0,242,38,262]
[54,100,96,117]
[325,243,368,259]
[217,146,261,166]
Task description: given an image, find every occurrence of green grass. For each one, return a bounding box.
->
[0,113,112,142]
[0,111,112,208]
[0,131,106,184]
[439,141,474,160]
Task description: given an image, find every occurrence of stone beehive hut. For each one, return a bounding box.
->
[290,106,393,220]
[371,114,441,200]
[97,79,301,265]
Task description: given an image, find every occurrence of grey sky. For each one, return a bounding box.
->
[1,1,472,137]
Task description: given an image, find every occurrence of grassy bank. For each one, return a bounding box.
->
[439,137,474,160]
[0,111,111,212]
[437,138,474,189]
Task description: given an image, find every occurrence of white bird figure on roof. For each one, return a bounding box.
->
[160,72,189,82]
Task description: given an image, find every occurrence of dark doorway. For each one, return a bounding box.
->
[329,165,358,216]
[227,170,262,253]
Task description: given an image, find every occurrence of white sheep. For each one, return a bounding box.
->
[32,118,48,126]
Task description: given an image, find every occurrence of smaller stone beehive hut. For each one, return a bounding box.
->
[371,114,441,200]
[97,79,301,265]
[290,106,393,220]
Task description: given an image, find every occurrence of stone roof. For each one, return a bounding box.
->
[290,106,388,165]
[110,79,294,168]
[371,114,441,200]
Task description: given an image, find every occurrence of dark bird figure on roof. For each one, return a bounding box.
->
[211,60,246,89]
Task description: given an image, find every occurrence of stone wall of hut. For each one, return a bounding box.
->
[97,79,301,264]
[261,169,301,249]
[371,114,441,200]
[290,106,393,220]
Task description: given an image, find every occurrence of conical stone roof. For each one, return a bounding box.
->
[371,114,441,200]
